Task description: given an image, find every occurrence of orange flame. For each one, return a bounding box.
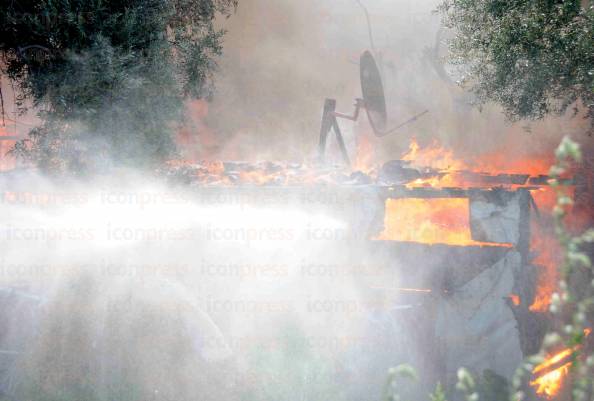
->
[168,136,563,314]
[399,138,559,308]
[529,231,560,313]
[528,186,566,313]
[402,138,466,172]
[401,138,466,188]
[238,170,279,185]
[354,130,376,173]
[399,137,557,190]
[510,294,521,306]
[0,125,16,172]
[531,362,571,398]
[176,99,220,161]
[376,198,512,246]
[530,329,592,398]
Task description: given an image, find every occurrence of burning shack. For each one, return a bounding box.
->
[0,39,587,401]
[155,149,551,397]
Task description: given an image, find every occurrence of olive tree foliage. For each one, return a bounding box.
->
[438,0,594,128]
[0,0,236,172]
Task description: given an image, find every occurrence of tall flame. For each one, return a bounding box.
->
[529,231,560,313]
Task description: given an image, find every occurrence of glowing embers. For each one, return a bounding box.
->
[376,198,512,246]
[530,329,592,398]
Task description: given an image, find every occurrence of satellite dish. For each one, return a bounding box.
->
[318,50,428,166]
[360,50,388,136]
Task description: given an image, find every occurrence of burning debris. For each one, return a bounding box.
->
[1,106,574,399]
[159,160,375,186]
[0,128,570,400]
[0,1,591,397]
[151,126,567,394]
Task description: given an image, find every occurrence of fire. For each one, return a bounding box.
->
[354,130,376,173]
[401,138,466,188]
[530,362,571,398]
[0,125,16,172]
[528,187,568,313]
[510,294,521,306]
[402,138,466,172]
[376,198,511,246]
[202,160,225,175]
[473,146,555,178]
[176,99,220,161]
[398,138,561,308]
[376,138,555,246]
[399,137,557,190]
[162,160,349,186]
[238,169,278,185]
[166,137,563,316]
[533,349,573,376]
[530,329,592,398]
[529,231,560,313]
